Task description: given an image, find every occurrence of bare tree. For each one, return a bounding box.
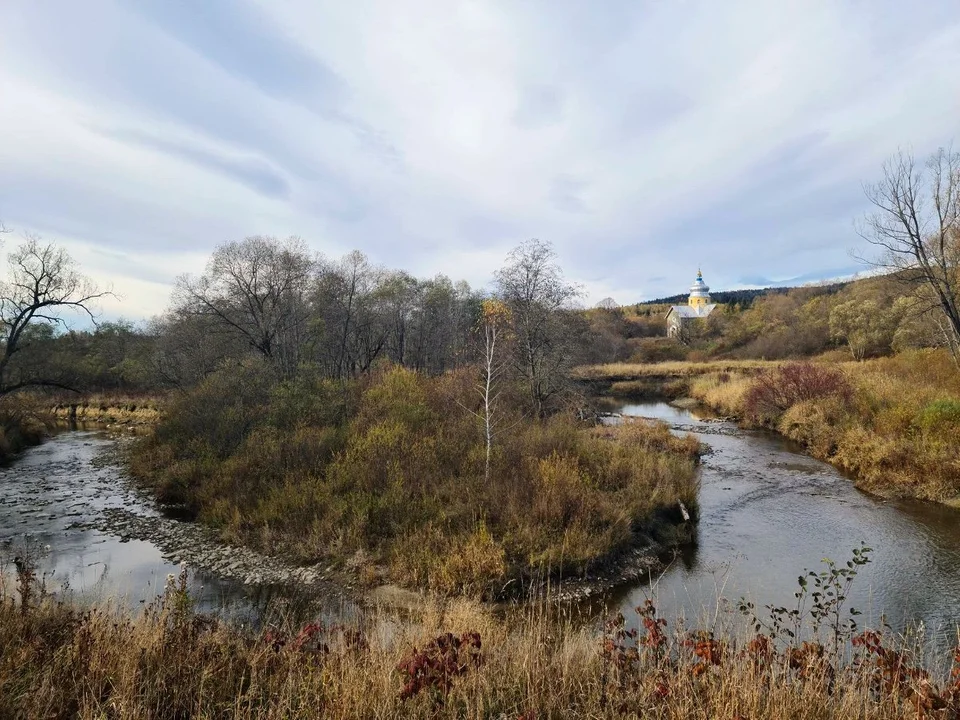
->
[494,239,582,417]
[378,270,419,367]
[859,147,960,363]
[149,311,243,389]
[0,235,110,395]
[174,236,316,374]
[312,251,391,378]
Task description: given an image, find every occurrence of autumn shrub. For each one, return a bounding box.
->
[778,397,852,457]
[0,397,50,462]
[627,336,689,363]
[744,362,853,425]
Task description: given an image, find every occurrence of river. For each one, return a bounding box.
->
[3,419,959,654]
[608,401,960,657]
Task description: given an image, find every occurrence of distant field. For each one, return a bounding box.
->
[572,359,780,381]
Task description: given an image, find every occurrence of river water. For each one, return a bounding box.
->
[0,431,349,624]
[609,402,960,657]
[3,419,960,654]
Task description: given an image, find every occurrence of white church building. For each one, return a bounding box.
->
[666,270,717,338]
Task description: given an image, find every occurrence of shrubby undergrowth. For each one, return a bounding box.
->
[0,397,49,463]
[130,360,701,596]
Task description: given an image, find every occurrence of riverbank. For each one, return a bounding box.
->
[4,568,959,719]
[576,350,960,506]
[0,401,51,464]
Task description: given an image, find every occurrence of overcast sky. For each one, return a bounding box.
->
[2,0,959,319]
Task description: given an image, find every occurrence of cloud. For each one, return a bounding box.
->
[1,0,959,316]
[105,129,292,200]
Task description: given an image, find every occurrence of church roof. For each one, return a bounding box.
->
[689,270,710,297]
[666,304,717,319]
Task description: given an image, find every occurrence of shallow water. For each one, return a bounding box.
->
[609,402,960,656]
[0,432,348,623]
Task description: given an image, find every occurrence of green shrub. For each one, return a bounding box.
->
[913,398,960,433]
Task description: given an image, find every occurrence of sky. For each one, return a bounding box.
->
[1,0,959,320]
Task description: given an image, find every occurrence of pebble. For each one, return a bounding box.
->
[76,506,331,589]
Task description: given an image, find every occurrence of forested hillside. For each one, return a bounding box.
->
[586,272,952,363]
[640,283,848,308]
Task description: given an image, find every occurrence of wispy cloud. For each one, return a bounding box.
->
[1,0,958,317]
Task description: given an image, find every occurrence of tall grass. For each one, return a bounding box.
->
[4,563,958,719]
[129,361,703,596]
[49,392,166,426]
[573,359,780,381]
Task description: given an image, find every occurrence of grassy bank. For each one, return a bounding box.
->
[582,351,960,504]
[689,351,960,503]
[49,393,165,427]
[573,359,780,381]
[4,563,959,719]
[573,360,778,401]
[129,362,701,597]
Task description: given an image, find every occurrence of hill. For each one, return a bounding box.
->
[639,282,849,309]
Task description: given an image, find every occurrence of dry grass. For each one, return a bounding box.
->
[686,351,960,503]
[573,360,781,381]
[50,392,167,425]
[688,373,756,418]
[3,570,958,719]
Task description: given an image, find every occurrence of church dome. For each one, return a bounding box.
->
[689,270,710,297]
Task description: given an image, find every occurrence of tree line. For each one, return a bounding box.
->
[0,232,602,418]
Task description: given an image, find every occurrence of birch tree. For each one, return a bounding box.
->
[463,299,513,483]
